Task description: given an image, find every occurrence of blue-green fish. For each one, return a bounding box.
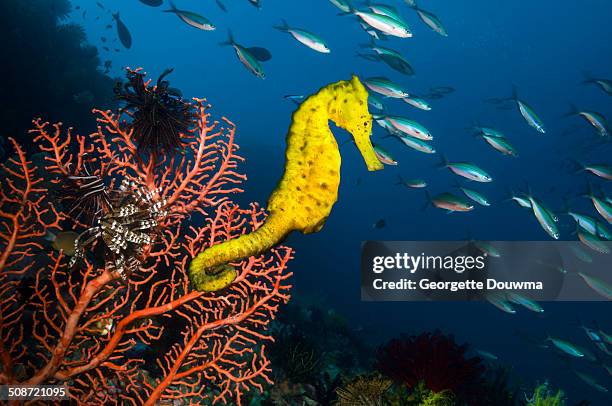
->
[583,73,612,96]
[504,187,531,209]
[165,1,215,31]
[329,0,350,12]
[475,126,506,138]
[595,341,612,357]
[368,92,385,110]
[366,2,402,20]
[577,163,612,181]
[385,116,431,140]
[507,292,544,313]
[408,2,448,37]
[575,370,609,393]
[583,185,612,224]
[438,155,492,182]
[578,323,604,343]
[373,144,397,165]
[506,186,559,227]
[284,94,305,104]
[398,134,435,154]
[374,115,398,134]
[566,210,611,240]
[454,181,490,206]
[527,193,560,239]
[547,336,584,357]
[513,196,531,208]
[484,134,517,157]
[364,77,409,98]
[534,259,568,274]
[373,115,409,137]
[570,244,593,263]
[474,130,518,157]
[577,227,611,254]
[509,87,545,133]
[567,106,609,137]
[395,176,427,189]
[344,5,413,38]
[403,96,431,111]
[599,328,612,345]
[425,191,474,213]
[274,20,330,53]
[366,2,410,29]
[473,240,501,258]
[486,292,516,314]
[579,272,612,300]
[220,31,265,79]
[360,41,415,75]
[576,344,598,362]
[476,350,498,361]
[577,324,612,356]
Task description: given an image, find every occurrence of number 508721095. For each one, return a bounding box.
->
[1,385,69,400]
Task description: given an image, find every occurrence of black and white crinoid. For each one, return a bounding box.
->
[114,68,194,157]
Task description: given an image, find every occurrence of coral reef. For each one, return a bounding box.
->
[400,381,455,406]
[189,76,383,285]
[271,302,372,381]
[478,365,519,406]
[526,383,565,406]
[247,301,370,405]
[266,380,319,406]
[335,374,392,406]
[0,71,293,404]
[375,331,485,405]
[269,327,322,383]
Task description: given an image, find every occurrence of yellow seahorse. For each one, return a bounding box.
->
[189,76,383,291]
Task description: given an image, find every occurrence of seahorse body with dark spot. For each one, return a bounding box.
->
[189,76,383,291]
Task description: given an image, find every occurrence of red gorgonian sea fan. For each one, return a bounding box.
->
[0,69,293,405]
[375,331,485,402]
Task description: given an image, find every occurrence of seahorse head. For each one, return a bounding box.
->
[326,75,384,172]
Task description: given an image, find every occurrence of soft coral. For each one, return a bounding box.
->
[376,330,486,403]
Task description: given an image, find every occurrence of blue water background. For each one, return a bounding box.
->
[72,0,612,402]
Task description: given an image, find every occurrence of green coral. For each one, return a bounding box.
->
[419,384,455,406]
[526,383,565,406]
[387,381,455,406]
[419,390,454,406]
